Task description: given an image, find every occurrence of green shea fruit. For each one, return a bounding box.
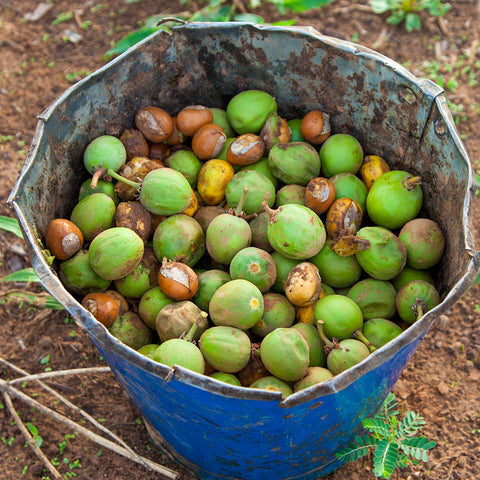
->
[287,119,305,142]
[392,265,435,292]
[268,142,321,186]
[209,372,242,386]
[362,318,404,348]
[265,204,326,260]
[83,134,126,174]
[239,157,279,190]
[152,214,206,267]
[250,292,296,338]
[347,278,397,320]
[199,326,251,373]
[249,376,293,398]
[330,172,368,213]
[260,327,310,382]
[399,218,445,269]
[78,178,117,203]
[59,249,111,296]
[193,269,231,311]
[314,294,363,340]
[319,134,363,177]
[294,366,334,392]
[152,339,205,374]
[206,214,252,265]
[355,226,407,281]
[165,150,203,189]
[291,322,326,368]
[226,90,277,135]
[308,239,362,289]
[88,227,144,280]
[275,184,306,207]
[225,170,276,215]
[209,279,264,330]
[209,108,237,138]
[249,211,274,252]
[396,280,440,324]
[138,344,160,359]
[70,193,116,242]
[366,170,423,230]
[108,312,153,351]
[327,339,370,375]
[138,286,175,330]
[270,252,301,293]
[229,247,276,293]
[139,167,193,216]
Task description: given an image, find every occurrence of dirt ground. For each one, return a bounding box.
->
[1,0,480,479]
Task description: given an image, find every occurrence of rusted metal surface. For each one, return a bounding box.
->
[8,23,479,479]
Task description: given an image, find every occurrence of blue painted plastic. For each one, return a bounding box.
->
[8,23,479,479]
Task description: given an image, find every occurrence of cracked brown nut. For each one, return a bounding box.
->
[226,133,265,165]
[135,106,173,143]
[165,117,187,146]
[192,123,227,160]
[81,292,120,327]
[45,218,84,260]
[304,177,336,214]
[157,258,199,301]
[176,105,213,137]
[325,197,363,239]
[119,128,149,160]
[300,110,331,144]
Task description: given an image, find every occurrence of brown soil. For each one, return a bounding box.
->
[1,1,480,479]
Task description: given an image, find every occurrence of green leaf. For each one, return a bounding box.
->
[281,0,337,13]
[372,439,399,478]
[104,27,160,59]
[404,12,422,31]
[233,13,266,23]
[336,435,379,463]
[370,0,392,14]
[400,436,435,462]
[0,215,23,239]
[386,9,406,25]
[363,417,391,438]
[396,411,426,438]
[1,268,40,283]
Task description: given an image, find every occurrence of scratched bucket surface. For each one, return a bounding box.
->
[8,23,479,480]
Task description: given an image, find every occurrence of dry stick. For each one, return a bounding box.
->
[2,391,63,480]
[0,379,178,480]
[0,359,157,471]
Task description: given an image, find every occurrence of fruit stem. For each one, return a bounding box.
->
[352,329,377,353]
[413,298,427,322]
[316,320,334,350]
[234,186,249,216]
[107,168,140,190]
[402,175,422,191]
[90,168,106,189]
[261,201,279,223]
[184,311,208,343]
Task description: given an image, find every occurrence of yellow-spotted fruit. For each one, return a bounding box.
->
[284,262,322,307]
[197,159,235,206]
[209,279,264,330]
[360,154,390,189]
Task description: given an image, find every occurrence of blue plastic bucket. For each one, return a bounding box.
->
[8,23,479,480]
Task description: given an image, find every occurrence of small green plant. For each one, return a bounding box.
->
[370,0,451,32]
[336,393,435,478]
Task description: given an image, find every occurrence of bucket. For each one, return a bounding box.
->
[8,23,479,480]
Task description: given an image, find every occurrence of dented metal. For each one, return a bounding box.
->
[8,23,479,480]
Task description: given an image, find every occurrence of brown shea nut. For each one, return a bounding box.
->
[305,177,336,214]
[192,123,227,160]
[45,219,84,260]
[284,262,322,307]
[300,110,331,144]
[158,258,199,301]
[226,133,265,165]
[115,201,153,243]
[81,292,120,327]
[176,105,213,137]
[149,142,170,161]
[120,128,149,160]
[104,289,130,315]
[135,106,173,143]
[165,117,187,146]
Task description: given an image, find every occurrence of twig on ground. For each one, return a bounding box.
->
[0,358,179,479]
[372,28,388,49]
[2,391,63,480]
